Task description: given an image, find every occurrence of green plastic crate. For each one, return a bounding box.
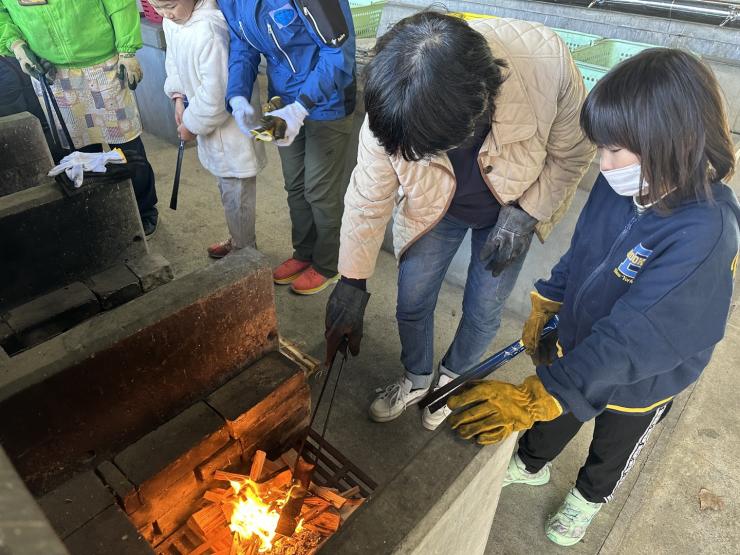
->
[576,61,608,92]
[351,1,386,39]
[572,39,656,68]
[552,28,602,53]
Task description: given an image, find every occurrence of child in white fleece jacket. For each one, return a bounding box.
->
[153,0,266,257]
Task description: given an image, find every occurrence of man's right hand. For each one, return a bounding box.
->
[522,291,562,365]
[324,280,370,367]
[229,96,258,136]
[12,40,44,78]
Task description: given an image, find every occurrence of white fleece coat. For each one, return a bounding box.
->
[162,0,265,178]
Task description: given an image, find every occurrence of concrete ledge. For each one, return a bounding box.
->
[323,431,516,554]
[0,179,148,308]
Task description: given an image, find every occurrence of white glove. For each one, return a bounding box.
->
[48,149,127,187]
[11,40,42,77]
[230,96,258,136]
[265,101,309,147]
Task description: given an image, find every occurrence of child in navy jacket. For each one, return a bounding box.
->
[447,49,739,546]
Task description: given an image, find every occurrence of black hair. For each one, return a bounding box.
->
[581,48,735,210]
[363,12,506,161]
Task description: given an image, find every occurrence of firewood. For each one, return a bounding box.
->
[311,511,340,532]
[191,503,228,536]
[265,469,293,490]
[302,523,335,536]
[339,485,360,498]
[302,496,329,507]
[186,543,214,555]
[249,450,267,481]
[204,487,233,503]
[339,499,363,521]
[280,449,299,470]
[311,485,347,509]
[301,503,330,523]
[214,470,249,484]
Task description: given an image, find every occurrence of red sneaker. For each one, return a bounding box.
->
[273,258,311,284]
[290,267,339,295]
[207,238,232,259]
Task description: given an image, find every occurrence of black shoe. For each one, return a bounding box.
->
[142,214,158,237]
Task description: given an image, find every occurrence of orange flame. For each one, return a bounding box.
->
[227,479,286,553]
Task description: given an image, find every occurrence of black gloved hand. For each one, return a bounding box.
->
[324,279,370,367]
[480,204,538,277]
[531,331,559,366]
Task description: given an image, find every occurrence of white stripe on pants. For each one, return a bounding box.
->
[216,176,257,249]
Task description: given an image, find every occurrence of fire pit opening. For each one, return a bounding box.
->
[156,431,375,555]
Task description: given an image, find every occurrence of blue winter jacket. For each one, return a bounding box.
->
[219,0,356,120]
[536,176,739,421]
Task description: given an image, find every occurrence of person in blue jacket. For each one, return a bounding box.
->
[219,0,356,294]
[446,49,739,546]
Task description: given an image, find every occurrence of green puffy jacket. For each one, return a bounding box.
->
[0,0,142,68]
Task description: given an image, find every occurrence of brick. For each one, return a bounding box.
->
[3,282,100,349]
[0,112,54,196]
[85,265,142,310]
[96,461,142,515]
[126,253,174,292]
[38,471,115,539]
[64,505,155,555]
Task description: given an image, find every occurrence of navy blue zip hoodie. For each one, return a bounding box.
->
[536,175,739,421]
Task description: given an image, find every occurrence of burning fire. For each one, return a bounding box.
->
[227,478,294,553]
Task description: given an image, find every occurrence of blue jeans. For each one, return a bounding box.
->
[397,213,529,389]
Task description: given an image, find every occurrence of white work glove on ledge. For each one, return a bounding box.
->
[230,96,258,136]
[48,150,127,188]
[265,101,308,147]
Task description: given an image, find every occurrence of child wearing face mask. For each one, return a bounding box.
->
[151,0,266,257]
[446,49,738,547]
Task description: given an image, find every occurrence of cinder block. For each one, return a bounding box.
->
[38,471,115,539]
[85,265,143,310]
[0,112,54,196]
[3,282,100,350]
[64,505,155,555]
[126,253,174,292]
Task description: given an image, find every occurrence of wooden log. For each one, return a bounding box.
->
[188,503,228,538]
[311,511,340,532]
[311,485,347,509]
[249,450,267,481]
[302,496,329,507]
[204,487,233,503]
[301,503,330,523]
[186,542,213,555]
[280,449,299,470]
[214,470,249,484]
[279,337,322,377]
[339,485,360,498]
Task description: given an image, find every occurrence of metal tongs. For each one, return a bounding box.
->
[275,348,351,537]
[419,316,559,414]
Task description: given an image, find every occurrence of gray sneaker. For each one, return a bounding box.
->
[503,453,551,486]
[369,376,430,423]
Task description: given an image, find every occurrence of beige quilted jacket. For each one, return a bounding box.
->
[338,18,596,279]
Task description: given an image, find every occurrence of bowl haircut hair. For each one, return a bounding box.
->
[363,12,506,162]
[581,48,735,211]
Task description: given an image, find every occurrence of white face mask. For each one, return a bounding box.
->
[601,163,648,197]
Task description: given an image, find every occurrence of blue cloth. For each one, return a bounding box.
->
[397,213,528,389]
[536,176,740,421]
[219,0,356,121]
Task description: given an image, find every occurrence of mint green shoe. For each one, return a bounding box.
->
[546,488,603,546]
[503,453,551,487]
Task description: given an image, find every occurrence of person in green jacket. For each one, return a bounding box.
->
[0,0,158,235]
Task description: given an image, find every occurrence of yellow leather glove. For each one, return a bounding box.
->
[522,291,562,365]
[448,375,562,445]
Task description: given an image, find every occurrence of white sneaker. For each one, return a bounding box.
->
[421,373,454,431]
[503,453,551,486]
[369,376,430,423]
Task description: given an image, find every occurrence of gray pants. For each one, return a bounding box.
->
[277,115,354,277]
[216,176,257,249]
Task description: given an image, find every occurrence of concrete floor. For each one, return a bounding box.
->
[143,130,739,555]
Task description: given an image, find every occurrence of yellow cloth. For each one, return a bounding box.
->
[522,291,562,361]
[448,375,563,445]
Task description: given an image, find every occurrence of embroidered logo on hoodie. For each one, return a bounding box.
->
[614,243,654,283]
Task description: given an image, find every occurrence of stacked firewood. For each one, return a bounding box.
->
[161,450,363,555]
